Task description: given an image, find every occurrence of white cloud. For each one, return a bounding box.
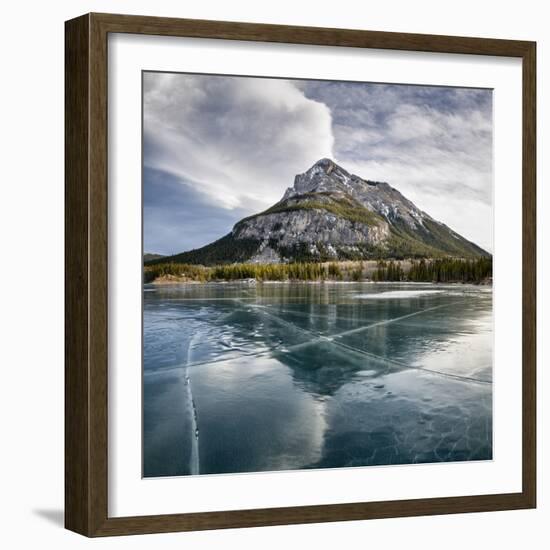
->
[144,73,334,211]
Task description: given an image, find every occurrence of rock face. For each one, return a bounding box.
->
[157,159,490,265]
[236,194,391,263]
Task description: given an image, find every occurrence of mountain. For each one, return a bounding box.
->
[151,159,490,265]
[144,252,165,262]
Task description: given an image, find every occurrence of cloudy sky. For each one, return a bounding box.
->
[143,72,493,255]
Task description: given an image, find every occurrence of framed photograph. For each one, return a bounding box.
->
[65,13,536,537]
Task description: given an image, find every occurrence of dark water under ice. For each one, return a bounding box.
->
[143,282,492,477]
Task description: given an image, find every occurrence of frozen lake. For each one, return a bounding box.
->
[143,281,493,477]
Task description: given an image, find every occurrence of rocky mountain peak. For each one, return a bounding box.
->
[283,158,358,200]
[158,159,490,266]
[312,157,336,171]
[291,159,428,226]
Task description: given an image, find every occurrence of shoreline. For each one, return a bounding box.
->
[144,258,492,286]
[147,277,492,287]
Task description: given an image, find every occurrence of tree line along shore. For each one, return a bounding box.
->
[144,257,492,285]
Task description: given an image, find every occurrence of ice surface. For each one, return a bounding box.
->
[353,290,445,299]
[143,282,492,477]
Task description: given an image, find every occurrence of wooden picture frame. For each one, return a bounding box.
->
[65,12,536,537]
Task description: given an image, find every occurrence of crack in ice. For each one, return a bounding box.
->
[184,335,200,475]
